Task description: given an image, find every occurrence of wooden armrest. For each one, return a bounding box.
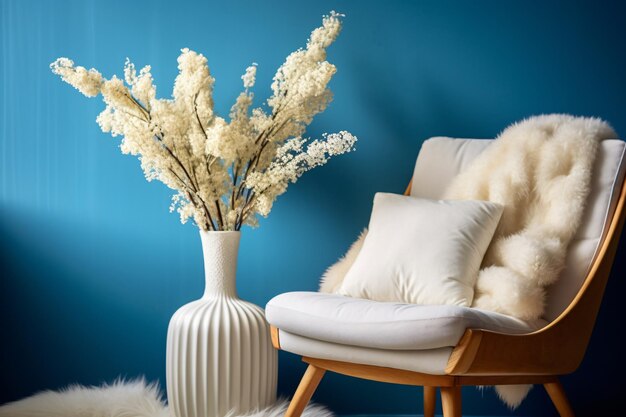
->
[270,325,281,349]
[448,176,626,376]
[446,326,586,376]
[447,209,624,375]
[447,265,609,376]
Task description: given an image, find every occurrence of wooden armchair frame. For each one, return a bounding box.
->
[271,178,626,417]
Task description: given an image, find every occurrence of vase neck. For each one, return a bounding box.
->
[200,231,240,298]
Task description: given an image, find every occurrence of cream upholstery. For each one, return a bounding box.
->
[278,330,454,375]
[266,291,545,351]
[336,194,503,307]
[265,137,626,372]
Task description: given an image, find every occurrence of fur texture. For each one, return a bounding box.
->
[444,115,614,409]
[494,384,533,410]
[322,115,614,319]
[0,379,333,417]
[317,114,615,408]
[0,379,170,417]
[319,229,367,293]
[230,399,332,417]
[444,114,614,320]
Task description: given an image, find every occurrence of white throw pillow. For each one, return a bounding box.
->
[337,193,503,306]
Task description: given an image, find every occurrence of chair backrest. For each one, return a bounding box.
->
[410,137,626,321]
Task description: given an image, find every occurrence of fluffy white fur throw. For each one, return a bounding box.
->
[319,114,615,407]
[0,379,333,417]
[319,229,367,293]
[444,114,614,320]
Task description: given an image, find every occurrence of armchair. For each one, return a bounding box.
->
[265,137,626,417]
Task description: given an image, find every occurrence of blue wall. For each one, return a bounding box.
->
[2,0,626,415]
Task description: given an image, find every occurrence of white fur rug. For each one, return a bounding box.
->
[0,379,333,417]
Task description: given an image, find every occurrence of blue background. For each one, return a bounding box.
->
[2,0,626,415]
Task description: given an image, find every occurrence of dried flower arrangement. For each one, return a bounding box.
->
[51,12,356,231]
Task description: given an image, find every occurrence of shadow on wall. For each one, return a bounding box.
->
[0,204,180,400]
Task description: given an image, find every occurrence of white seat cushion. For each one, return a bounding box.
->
[266,292,546,351]
[278,330,454,375]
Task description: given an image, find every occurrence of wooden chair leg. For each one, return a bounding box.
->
[285,364,327,417]
[441,386,461,417]
[423,386,436,417]
[544,380,575,417]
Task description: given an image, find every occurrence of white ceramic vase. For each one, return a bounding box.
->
[166,231,277,417]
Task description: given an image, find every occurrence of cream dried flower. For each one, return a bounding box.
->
[51,11,356,231]
[50,58,103,97]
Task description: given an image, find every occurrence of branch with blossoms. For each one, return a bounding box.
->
[50,11,356,231]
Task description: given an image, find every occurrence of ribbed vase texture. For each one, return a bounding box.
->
[166,231,277,417]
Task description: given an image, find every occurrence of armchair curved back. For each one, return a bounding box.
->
[540,172,626,371]
[445,176,626,376]
[407,136,626,375]
[410,137,626,321]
